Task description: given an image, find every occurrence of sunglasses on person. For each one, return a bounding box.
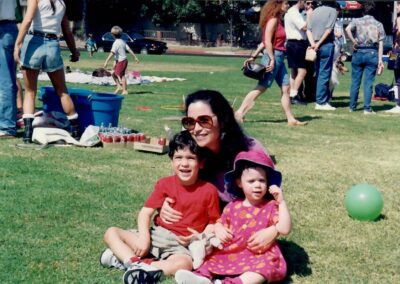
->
[306,2,313,5]
[181,115,215,130]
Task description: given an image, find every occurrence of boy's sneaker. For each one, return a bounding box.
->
[315,103,336,111]
[175,269,212,284]
[385,105,400,114]
[123,262,164,284]
[99,248,126,271]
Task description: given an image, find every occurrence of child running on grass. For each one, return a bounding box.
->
[103,25,139,95]
[175,149,292,284]
[100,130,221,284]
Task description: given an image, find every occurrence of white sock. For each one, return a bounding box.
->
[290,89,298,98]
[67,113,78,120]
[22,114,34,119]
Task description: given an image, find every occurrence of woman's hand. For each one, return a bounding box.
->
[265,59,275,73]
[69,50,80,62]
[247,226,278,253]
[243,57,255,66]
[215,222,233,244]
[14,46,21,64]
[159,197,183,224]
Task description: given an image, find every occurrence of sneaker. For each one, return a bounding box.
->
[99,248,126,271]
[123,262,164,284]
[363,110,376,115]
[0,131,15,139]
[175,269,212,284]
[385,105,400,114]
[315,103,336,111]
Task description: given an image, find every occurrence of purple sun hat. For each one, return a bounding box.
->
[224,150,282,198]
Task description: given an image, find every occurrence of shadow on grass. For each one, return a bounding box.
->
[128,91,154,95]
[278,239,312,282]
[244,115,320,124]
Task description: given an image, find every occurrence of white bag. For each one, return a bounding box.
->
[305,47,317,62]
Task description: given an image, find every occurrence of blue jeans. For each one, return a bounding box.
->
[315,42,334,105]
[0,22,17,136]
[349,49,378,111]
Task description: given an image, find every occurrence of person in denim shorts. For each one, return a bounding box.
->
[13,0,81,143]
[235,0,307,126]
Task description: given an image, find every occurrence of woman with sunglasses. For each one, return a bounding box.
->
[235,0,306,126]
[161,90,280,254]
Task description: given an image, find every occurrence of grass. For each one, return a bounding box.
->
[1,51,399,283]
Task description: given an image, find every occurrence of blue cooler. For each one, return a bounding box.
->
[38,87,124,130]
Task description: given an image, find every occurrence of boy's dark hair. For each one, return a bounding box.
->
[231,160,273,200]
[321,0,337,8]
[168,130,204,160]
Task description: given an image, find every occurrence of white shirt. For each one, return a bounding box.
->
[284,5,307,40]
[111,38,132,62]
[30,0,65,35]
[0,0,16,21]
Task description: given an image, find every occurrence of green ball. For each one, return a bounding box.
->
[345,184,383,221]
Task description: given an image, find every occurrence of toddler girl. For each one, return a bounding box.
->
[175,149,292,284]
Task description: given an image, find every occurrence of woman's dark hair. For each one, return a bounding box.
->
[184,90,249,172]
[168,130,205,161]
[362,0,375,15]
[231,160,273,200]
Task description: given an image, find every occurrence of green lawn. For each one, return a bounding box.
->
[1,51,399,283]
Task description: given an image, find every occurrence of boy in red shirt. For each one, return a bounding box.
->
[100,131,220,284]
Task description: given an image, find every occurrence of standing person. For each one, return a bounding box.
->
[85,33,97,57]
[175,149,291,284]
[14,0,81,143]
[333,3,345,62]
[101,131,220,283]
[307,0,337,110]
[285,0,308,105]
[103,26,139,96]
[160,90,282,257]
[386,0,400,114]
[345,0,385,114]
[235,0,307,126]
[0,0,18,138]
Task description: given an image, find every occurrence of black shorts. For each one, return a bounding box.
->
[286,40,309,69]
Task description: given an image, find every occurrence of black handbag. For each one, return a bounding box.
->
[242,62,266,80]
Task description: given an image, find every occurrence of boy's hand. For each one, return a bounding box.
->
[133,235,150,257]
[269,185,284,203]
[177,227,200,246]
[215,222,233,244]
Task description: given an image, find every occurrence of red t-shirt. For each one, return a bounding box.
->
[262,18,286,51]
[144,175,221,237]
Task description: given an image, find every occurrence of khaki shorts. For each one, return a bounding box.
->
[129,226,191,260]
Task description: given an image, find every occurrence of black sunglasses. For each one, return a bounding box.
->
[306,2,313,5]
[181,115,214,130]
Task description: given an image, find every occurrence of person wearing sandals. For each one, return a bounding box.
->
[14,0,81,143]
[235,0,307,126]
[100,131,220,284]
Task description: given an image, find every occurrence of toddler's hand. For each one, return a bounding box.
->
[269,185,284,203]
[215,222,233,244]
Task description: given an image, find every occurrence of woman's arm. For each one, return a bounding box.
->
[61,14,79,62]
[159,197,183,224]
[263,18,278,72]
[14,0,38,63]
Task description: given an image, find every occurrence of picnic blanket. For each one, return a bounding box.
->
[16,71,186,86]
